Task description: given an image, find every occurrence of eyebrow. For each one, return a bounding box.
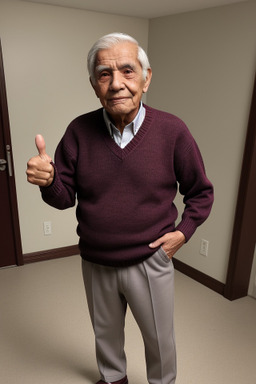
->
[95,65,110,74]
[95,63,136,74]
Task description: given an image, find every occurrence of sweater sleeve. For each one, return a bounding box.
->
[174,127,214,241]
[39,128,78,210]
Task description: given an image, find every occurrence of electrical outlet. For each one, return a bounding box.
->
[200,239,209,257]
[43,221,52,235]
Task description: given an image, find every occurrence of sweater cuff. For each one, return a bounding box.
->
[175,219,198,243]
[39,163,62,198]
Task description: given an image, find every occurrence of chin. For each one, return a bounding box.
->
[108,105,132,115]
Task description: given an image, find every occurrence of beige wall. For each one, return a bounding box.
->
[0,0,255,286]
[0,0,149,253]
[147,0,256,283]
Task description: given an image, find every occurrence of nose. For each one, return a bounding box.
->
[109,71,124,91]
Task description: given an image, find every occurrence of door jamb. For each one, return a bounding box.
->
[0,39,23,266]
[224,71,256,300]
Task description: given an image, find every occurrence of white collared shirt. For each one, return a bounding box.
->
[103,103,146,148]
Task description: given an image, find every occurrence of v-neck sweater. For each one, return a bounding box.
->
[41,105,214,267]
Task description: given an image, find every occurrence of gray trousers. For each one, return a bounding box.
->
[82,248,176,384]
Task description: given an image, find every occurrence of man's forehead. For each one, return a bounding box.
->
[96,42,138,63]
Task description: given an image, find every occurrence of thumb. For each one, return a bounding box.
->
[149,236,164,249]
[35,134,51,162]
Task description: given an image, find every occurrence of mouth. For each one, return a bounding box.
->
[108,97,129,103]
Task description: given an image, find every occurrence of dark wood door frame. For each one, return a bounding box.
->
[224,71,256,300]
[0,39,23,266]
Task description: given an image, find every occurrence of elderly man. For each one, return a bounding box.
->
[27,33,214,384]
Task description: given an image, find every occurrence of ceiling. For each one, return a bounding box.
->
[22,0,249,18]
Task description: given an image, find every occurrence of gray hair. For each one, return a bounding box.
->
[87,32,151,84]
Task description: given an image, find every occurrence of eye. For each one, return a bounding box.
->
[99,72,110,79]
[123,68,134,78]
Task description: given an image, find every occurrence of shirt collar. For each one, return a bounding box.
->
[103,102,145,137]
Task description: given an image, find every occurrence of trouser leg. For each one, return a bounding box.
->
[125,249,176,384]
[82,260,127,382]
[82,248,176,384]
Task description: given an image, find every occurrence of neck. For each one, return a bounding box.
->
[108,106,140,134]
[111,117,129,134]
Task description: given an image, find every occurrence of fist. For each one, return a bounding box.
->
[26,134,54,187]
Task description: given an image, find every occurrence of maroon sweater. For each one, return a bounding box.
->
[41,105,213,266]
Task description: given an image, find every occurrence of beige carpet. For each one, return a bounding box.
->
[1,255,256,384]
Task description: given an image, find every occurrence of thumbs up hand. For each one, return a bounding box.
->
[27,134,54,187]
[35,134,52,162]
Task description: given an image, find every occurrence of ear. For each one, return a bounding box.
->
[143,68,152,93]
[90,77,100,98]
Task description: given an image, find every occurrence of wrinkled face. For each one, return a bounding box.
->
[91,41,152,129]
